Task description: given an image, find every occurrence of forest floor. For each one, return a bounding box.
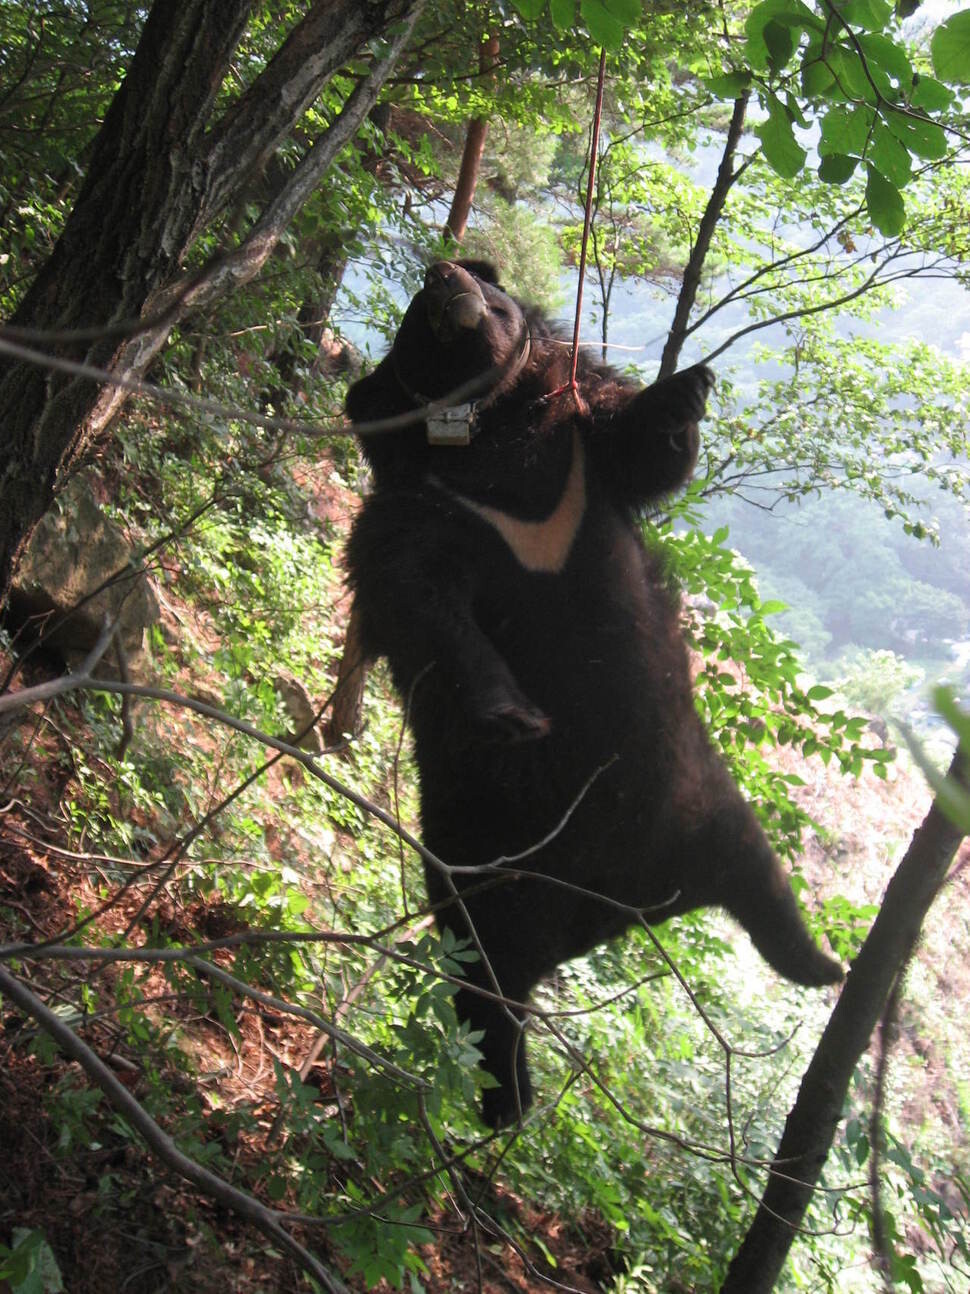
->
[0,782,613,1292]
[2,451,968,1293]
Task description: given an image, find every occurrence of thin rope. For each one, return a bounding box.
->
[545,47,607,410]
[570,48,608,387]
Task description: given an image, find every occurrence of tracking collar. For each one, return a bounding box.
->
[390,324,532,446]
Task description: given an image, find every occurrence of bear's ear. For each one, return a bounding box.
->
[455,258,501,286]
[345,364,390,424]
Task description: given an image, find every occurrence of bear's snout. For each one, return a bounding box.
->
[424,261,488,339]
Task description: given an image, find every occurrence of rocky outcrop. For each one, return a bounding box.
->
[10,475,158,666]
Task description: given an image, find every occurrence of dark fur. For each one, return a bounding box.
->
[346,261,842,1127]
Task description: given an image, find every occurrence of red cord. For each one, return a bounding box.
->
[562,46,608,404]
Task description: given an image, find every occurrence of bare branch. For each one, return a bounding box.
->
[0,331,527,444]
[179,1,427,315]
[198,1,411,232]
[722,750,969,1293]
[659,91,749,378]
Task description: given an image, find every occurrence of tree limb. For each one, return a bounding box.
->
[658,91,749,378]
[721,749,969,1293]
[175,1,427,318]
[196,0,411,235]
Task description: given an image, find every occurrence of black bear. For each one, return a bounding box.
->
[345,259,842,1128]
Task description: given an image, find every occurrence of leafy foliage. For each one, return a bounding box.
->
[1,1,969,1290]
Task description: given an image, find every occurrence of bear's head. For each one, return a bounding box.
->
[347,260,545,483]
[347,261,533,424]
[391,260,530,403]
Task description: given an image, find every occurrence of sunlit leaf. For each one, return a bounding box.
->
[827,44,879,101]
[869,118,912,187]
[819,103,872,156]
[865,163,905,234]
[755,98,807,177]
[841,0,893,30]
[818,152,859,183]
[857,32,913,87]
[931,10,970,85]
[581,0,624,48]
[884,107,948,159]
[908,75,954,112]
[745,0,821,69]
[801,58,837,96]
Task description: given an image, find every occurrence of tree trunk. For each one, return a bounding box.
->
[444,34,499,245]
[0,0,422,609]
[722,750,969,1293]
[0,0,251,605]
[263,232,350,409]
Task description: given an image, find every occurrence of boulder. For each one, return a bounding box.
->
[11,475,158,666]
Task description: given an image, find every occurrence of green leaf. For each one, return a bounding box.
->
[604,0,641,24]
[784,89,809,128]
[581,0,624,48]
[510,0,546,18]
[931,10,970,86]
[933,685,970,751]
[763,18,797,70]
[755,98,807,178]
[909,75,954,112]
[801,58,837,96]
[869,118,912,186]
[842,0,893,31]
[827,45,879,101]
[857,32,914,87]
[902,706,970,831]
[819,104,871,157]
[865,164,906,234]
[746,0,821,37]
[759,599,789,614]
[745,0,821,69]
[550,0,574,31]
[884,107,948,159]
[818,152,859,183]
[807,685,834,700]
[704,71,753,98]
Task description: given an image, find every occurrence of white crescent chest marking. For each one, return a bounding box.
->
[434,431,586,574]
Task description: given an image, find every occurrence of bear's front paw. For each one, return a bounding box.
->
[477,687,551,743]
[485,698,552,743]
[664,363,714,425]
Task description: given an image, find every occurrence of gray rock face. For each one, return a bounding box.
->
[11,475,158,664]
[273,673,323,752]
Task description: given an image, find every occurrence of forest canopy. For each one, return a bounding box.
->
[1,2,969,1291]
